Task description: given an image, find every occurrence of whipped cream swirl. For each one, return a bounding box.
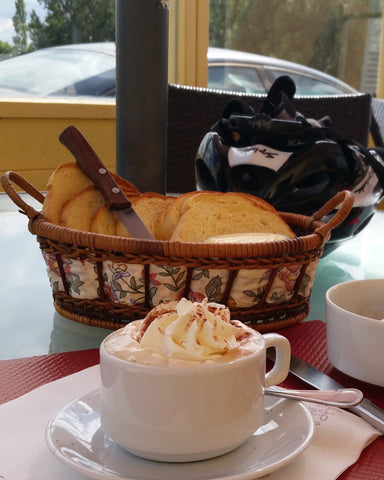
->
[104,298,261,366]
[138,298,247,361]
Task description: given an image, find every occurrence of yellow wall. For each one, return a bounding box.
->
[0,98,116,192]
[376,8,384,98]
[172,0,209,87]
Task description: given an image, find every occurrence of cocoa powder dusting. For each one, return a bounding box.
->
[206,303,229,322]
[236,330,253,342]
[230,319,253,341]
[192,304,206,325]
[136,301,178,341]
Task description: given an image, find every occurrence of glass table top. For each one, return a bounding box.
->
[1,193,383,360]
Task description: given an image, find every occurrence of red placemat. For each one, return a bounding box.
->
[0,348,99,404]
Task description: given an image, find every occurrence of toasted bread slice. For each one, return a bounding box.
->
[91,205,117,235]
[205,232,290,243]
[60,185,105,231]
[170,192,296,242]
[42,162,141,225]
[156,191,201,240]
[116,193,176,238]
[42,162,93,224]
[90,186,142,235]
[110,172,141,199]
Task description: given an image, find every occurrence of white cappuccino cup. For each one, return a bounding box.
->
[100,299,291,462]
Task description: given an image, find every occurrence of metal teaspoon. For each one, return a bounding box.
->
[264,385,363,407]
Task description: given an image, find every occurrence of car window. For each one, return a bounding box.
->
[0,48,115,96]
[53,68,116,97]
[208,65,266,94]
[267,68,348,95]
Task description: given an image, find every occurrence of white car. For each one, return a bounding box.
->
[208,47,357,95]
[0,43,357,97]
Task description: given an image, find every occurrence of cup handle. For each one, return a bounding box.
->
[264,333,291,388]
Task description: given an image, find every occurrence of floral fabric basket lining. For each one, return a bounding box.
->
[1,171,354,332]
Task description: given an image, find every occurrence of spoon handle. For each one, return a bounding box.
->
[265,386,363,408]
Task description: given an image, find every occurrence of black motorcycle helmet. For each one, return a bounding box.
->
[196,76,384,254]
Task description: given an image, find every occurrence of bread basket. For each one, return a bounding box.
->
[1,171,354,332]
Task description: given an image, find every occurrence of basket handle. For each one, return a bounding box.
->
[0,171,44,219]
[310,190,354,240]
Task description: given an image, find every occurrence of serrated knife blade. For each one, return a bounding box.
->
[268,351,384,433]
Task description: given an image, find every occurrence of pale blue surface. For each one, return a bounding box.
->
[1,193,383,360]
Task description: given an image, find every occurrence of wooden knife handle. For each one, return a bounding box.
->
[59,125,131,210]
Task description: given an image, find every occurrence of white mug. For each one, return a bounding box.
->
[100,330,290,462]
[326,278,384,386]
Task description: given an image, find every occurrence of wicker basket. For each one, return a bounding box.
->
[1,171,354,332]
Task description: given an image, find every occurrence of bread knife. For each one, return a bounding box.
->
[267,350,384,433]
[59,125,154,240]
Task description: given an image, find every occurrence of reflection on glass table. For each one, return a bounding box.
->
[307,210,384,321]
[1,193,383,360]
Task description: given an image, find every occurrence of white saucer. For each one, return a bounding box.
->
[46,390,314,480]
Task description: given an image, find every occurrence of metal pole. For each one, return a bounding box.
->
[115,0,169,193]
